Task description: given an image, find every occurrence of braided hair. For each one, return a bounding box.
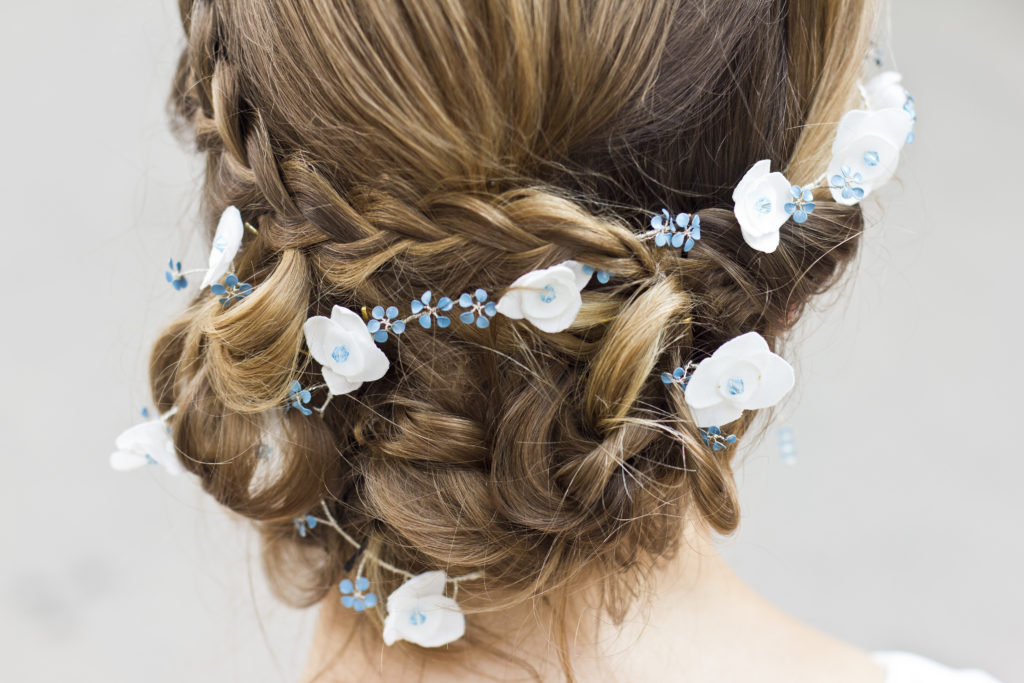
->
[153,0,874,672]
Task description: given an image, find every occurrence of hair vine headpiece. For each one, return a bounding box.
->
[309,499,482,647]
[113,67,916,648]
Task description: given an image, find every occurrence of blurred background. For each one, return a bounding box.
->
[1,1,1021,681]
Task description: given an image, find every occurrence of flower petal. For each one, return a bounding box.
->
[683,356,732,409]
[302,315,335,366]
[330,305,375,336]
[740,226,781,253]
[403,594,466,648]
[560,260,593,290]
[742,352,795,410]
[690,401,744,429]
[321,367,362,395]
[494,289,524,319]
[388,571,447,603]
[360,342,391,382]
[109,450,150,471]
[731,159,771,205]
[201,206,244,289]
[714,331,770,360]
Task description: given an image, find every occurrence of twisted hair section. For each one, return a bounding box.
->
[153,0,875,671]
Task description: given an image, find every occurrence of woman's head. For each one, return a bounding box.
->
[154,0,875,668]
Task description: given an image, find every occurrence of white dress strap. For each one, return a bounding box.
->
[872,651,1003,683]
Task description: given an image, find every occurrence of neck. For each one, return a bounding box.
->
[302,522,882,683]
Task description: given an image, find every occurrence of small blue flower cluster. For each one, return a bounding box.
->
[286,380,313,416]
[784,186,816,223]
[830,167,866,202]
[650,209,701,252]
[410,290,454,329]
[660,362,697,390]
[339,576,379,611]
[367,288,500,341]
[165,259,187,290]
[700,425,738,451]
[293,514,318,538]
[457,288,497,328]
[210,274,252,307]
[367,305,407,342]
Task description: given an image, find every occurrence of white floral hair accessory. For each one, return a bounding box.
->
[200,206,244,289]
[110,407,182,475]
[863,71,911,111]
[303,305,390,397]
[494,259,592,333]
[825,108,914,206]
[161,206,257,307]
[309,501,479,648]
[289,259,609,415]
[731,159,794,254]
[381,571,465,647]
[680,332,794,428]
[727,70,916,252]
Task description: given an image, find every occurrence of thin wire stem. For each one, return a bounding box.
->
[314,392,334,416]
[314,500,484,585]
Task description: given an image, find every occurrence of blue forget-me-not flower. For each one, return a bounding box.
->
[366,305,406,343]
[339,576,379,612]
[700,425,739,451]
[458,288,497,328]
[210,273,252,306]
[293,514,318,538]
[783,185,816,224]
[165,258,187,290]
[410,291,454,329]
[286,380,312,416]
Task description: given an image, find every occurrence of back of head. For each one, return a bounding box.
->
[153,0,875,672]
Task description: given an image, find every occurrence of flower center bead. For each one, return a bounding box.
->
[863,150,880,167]
[409,610,427,626]
[539,284,556,303]
[726,377,745,396]
[331,345,350,363]
[755,197,772,214]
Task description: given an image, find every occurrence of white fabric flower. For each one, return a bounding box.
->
[303,305,390,395]
[382,571,465,648]
[200,206,245,288]
[863,71,909,111]
[494,260,592,333]
[684,332,794,428]
[110,419,182,475]
[732,160,793,254]
[826,108,913,206]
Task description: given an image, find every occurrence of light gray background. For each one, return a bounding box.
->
[1,1,1020,681]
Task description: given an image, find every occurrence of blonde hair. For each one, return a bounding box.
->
[154,0,876,678]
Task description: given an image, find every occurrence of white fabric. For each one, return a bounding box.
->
[872,651,1003,683]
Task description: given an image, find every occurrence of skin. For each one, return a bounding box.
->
[301,522,887,683]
